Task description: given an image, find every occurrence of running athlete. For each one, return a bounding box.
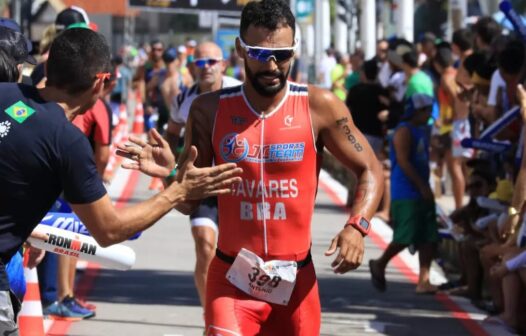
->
[174,1,383,334]
[132,1,383,334]
[0,28,241,335]
[166,41,241,309]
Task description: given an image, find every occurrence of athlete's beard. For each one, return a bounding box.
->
[245,63,290,97]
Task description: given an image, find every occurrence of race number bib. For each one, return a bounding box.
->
[226,248,297,305]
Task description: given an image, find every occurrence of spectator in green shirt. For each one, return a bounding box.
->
[331,51,350,101]
[402,49,434,98]
[345,49,365,91]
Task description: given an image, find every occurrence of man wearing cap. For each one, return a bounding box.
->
[166,41,241,311]
[30,6,89,88]
[160,48,181,115]
[369,93,439,295]
[0,28,241,335]
[55,6,90,31]
[0,18,37,67]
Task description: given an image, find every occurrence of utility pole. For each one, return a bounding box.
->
[335,0,349,54]
[396,0,414,42]
[314,0,331,75]
[360,0,376,59]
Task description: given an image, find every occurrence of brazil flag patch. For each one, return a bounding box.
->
[5,101,35,124]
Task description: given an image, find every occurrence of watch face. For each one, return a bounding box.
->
[359,218,369,230]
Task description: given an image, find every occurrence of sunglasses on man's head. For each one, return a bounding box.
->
[193,58,222,69]
[238,37,297,63]
[95,72,111,83]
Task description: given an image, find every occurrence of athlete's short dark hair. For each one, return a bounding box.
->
[46,28,111,94]
[0,49,19,82]
[240,0,296,41]
[452,28,473,52]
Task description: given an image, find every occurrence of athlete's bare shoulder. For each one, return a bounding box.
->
[307,84,349,132]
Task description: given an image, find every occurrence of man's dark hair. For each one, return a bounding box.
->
[402,50,419,68]
[419,32,437,45]
[352,48,365,60]
[362,59,378,81]
[46,28,110,94]
[0,27,33,65]
[240,0,295,41]
[433,46,453,69]
[112,55,123,66]
[0,48,19,82]
[452,28,473,52]
[498,40,525,75]
[150,39,164,47]
[474,17,502,47]
[334,51,343,64]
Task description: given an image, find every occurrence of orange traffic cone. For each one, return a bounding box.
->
[18,251,45,336]
[118,103,128,140]
[104,103,130,182]
[132,91,144,135]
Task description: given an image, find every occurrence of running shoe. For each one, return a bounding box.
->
[73,296,97,312]
[62,296,95,319]
[43,301,88,321]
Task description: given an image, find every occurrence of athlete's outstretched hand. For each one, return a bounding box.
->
[325,226,364,274]
[116,128,176,178]
[173,145,243,200]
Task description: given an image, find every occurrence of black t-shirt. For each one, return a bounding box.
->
[346,83,389,137]
[30,62,45,86]
[0,83,106,290]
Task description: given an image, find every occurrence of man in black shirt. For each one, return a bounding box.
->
[0,28,241,335]
[346,59,389,155]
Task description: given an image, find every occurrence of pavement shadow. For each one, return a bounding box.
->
[317,275,476,336]
[84,269,200,306]
[315,201,347,213]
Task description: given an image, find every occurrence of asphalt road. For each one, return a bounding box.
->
[53,169,499,336]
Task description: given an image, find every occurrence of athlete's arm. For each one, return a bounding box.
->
[309,86,384,274]
[72,146,241,246]
[172,92,220,215]
[310,86,384,218]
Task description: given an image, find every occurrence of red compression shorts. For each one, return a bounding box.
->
[205,256,321,336]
